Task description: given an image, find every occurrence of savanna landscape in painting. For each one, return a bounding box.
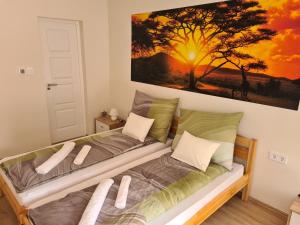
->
[131,0,300,110]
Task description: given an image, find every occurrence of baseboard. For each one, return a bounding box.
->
[249,196,288,221]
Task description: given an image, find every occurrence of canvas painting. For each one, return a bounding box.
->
[131,0,300,110]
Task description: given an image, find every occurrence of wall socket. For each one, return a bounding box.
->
[269,151,288,164]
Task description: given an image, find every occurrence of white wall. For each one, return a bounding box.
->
[0,0,110,158]
[108,0,300,213]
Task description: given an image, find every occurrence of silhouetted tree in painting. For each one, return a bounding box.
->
[132,0,276,90]
[132,18,158,58]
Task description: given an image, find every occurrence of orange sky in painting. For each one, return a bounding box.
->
[134,0,300,79]
[253,0,300,79]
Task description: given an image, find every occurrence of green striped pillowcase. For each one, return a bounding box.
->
[131,90,179,143]
[172,109,243,170]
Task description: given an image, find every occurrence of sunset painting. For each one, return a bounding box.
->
[131,0,300,110]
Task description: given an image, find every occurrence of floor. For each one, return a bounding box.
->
[203,197,287,225]
[0,195,18,225]
[0,196,287,225]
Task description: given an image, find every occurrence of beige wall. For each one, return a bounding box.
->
[0,0,299,215]
[0,0,110,158]
[108,0,300,213]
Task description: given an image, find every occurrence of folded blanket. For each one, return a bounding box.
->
[35,142,75,175]
[78,179,114,225]
[115,175,131,209]
[73,145,91,165]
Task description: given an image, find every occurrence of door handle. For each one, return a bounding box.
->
[47,83,58,90]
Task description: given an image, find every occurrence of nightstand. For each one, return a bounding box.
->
[95,115,126,133]
[288,198,300,225]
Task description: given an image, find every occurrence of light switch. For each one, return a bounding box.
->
[17,67,34,75]
[17,68,26,75]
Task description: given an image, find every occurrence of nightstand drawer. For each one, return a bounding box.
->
[95,115,126,133]
[290,212,300,225]
[288,197,300,225]
[96,121,110,133]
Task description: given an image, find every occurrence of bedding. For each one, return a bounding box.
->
[78,179,114,225]
[73,145,91,165]
[131,90,179,143]
[114,175,131,209]
[148,162,244,225]
[35,141,76,174]
[0,140,172,207]
[122,112,154,142]
[28,152,228,225]
[172,109,243,170]
[171,131,220,172]
[0,128,156,193]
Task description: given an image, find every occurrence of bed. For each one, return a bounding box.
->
[0,128,172,224]
[19,120,256,225]
[23,154,244,225]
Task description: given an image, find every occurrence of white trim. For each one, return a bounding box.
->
[74,20,87,136]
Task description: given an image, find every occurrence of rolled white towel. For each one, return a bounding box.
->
[114,175,132,209]
[35,142,76,175]
[73,145,91,165]
[78,179,114,225]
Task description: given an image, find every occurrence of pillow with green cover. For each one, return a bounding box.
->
[172,109,243,170]
[131,90,179,143]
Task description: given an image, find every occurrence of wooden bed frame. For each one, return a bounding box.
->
[1,118,257,225]
[185,135,256,225]
[169,118,257,224]
[0,171,27,224]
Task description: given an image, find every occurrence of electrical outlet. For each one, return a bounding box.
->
[269,151,288,164]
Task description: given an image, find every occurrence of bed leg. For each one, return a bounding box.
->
[242,185,250,201]
[18,215,24,225]
[241,139,257,202]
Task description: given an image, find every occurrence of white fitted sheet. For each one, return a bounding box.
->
[0,138,172,207]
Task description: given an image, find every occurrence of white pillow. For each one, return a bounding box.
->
[122,113,154,142]
[171,131,220,172]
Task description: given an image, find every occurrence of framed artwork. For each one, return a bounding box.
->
[131,0,300,110]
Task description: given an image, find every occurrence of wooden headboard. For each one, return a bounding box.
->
[170,117,257,176]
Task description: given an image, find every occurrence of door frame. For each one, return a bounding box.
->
[38,17,87,143]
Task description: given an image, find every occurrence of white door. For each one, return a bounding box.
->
[39,18,86,143]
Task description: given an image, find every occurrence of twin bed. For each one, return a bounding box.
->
[0,128,171,221]
[0,91,257,225]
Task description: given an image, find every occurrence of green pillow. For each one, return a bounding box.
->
[172,109,243,170]
[131,90,179,143]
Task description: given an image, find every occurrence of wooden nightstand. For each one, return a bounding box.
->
[288,198,300,225]
[95,115,125,133]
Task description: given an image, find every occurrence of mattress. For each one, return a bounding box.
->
[0,138,172,207]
